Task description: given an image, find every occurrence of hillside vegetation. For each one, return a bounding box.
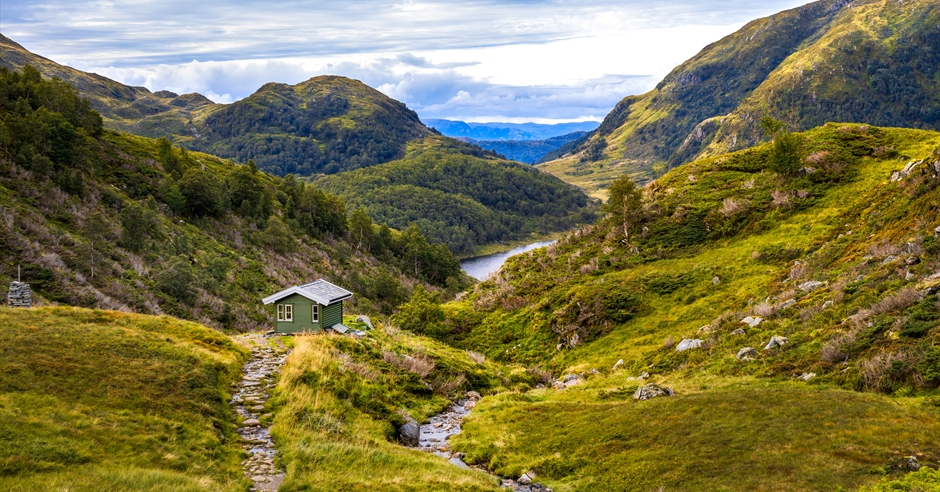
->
[0,65,464,328]
[0,307,248,491]
[428,123,940,490]
[541,0,940,199]
[316,137,597,254]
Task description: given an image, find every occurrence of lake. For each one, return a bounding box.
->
[460,240,557,281]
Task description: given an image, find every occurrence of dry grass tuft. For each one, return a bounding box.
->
[526,366,554,384]
[663,336,676,350]
[382,350,435,377]
[467,351,486,365]
[771,190,791,207]
[871,287,921,315]
[719,197,749,218]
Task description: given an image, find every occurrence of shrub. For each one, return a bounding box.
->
[392,286,446,336]
[155,255,197,305]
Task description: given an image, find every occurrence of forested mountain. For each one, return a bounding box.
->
[0,65,465,326]
[0,35,432,176]
[541,0,940,198]
[316,137,598,254]
[461,132,589,164]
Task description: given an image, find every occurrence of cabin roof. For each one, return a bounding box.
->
[262,279,353,306]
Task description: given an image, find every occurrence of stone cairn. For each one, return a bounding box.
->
[7,281,33,308]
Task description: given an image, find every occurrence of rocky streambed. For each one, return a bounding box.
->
[414,391,553,492]
[232,334,289,491]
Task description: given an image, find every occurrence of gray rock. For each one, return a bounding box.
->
[518,473,533,485]
[935,226,940,237]
[906,255,921,266]
[798,281,826,292]
[675,339,704,352]
[355,315,374,330]
[882,255,899,265]
[797,372,816,381]
[731,328,746,336]
[449,457,471,469]
[612,359,624,371]
[633,383,674,401]
[908,456,921,471]
[736,347,757,360]
[562,374,585,385]
[242,418,261,426]
[399,416,420,447]
[764,336,790,350]
[466,391,482,401]
[778,299,796,310]
[713,276,721,285]
[741,316,764,327]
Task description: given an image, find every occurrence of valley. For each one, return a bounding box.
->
[2,0,940,490]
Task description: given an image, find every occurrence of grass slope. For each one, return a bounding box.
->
[269,319,540,491]
[540,0,940,199]
[316,136,597,254]
[0,306,248,491]
[438,123,940,490]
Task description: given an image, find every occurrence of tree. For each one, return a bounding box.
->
[392,285,445,336]
[262,216,296,254]
[178,168,225,217]
[761,116,802,176]
[349,207,375,252]
[605,175,644,244]
[157,137,183,178]
[155,255,197,304]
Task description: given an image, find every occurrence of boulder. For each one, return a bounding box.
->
[798,281,825,292]
[518,473,533,485]
[675,339,704,352]
[466,391,482,401]
[908,456,921,471]
[764,336,790,350]
[449,457,471,469]
[355,315,374,330]
[588,368,601,375]
[730,328,746,336]
[399,416,420,447]
[612,359,624,371]
[741,316,763,327]
[562,374,585,386]
[736,347,757,360]
[778,299,796,310]
[935,226,940,237]
[633,383,674,401]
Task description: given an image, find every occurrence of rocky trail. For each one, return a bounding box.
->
[414,392,553,492]
[232,334,290,491]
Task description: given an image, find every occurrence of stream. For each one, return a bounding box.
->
[419,392,553,492]
[460,240,557,281]
[231,334,289,491]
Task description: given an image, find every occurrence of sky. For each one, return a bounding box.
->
[1,0,808,123]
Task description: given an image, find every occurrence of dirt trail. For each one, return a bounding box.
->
[232,334,289,491]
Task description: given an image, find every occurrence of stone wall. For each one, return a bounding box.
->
[7,281,32,308]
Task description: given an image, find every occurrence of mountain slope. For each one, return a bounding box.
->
[315,137,598,254]
[0,35,431,176]
[434,123,940,489]
[0,65,463,328]
[542,0,940,199]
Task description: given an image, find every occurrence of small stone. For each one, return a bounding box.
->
[675,339,704,352]
[797,372,816,381]
[778,299,796,310]
[433,422,443,428]
[882,255,899,265]
[612,359,624,371]
[242,418,261,426]
[908,456,921,471]
[464,400,477,410]
[906,256,920,266]
[730,328,746,336]
[449,457,471,469]
[741,316,764,327]
[518,473,533,485]
[588,368,601,375]
[252,475,268,482]
[466,391,482,401]
[355,315,374,329]
[736,347,757,360]
[713,276,720,285]
[764,336,790,350]
[633,383,674,401]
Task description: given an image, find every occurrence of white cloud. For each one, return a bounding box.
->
[3,0,810,122]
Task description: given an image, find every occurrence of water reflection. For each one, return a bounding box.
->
[460,240,556,281]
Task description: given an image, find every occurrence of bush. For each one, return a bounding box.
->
[155,256,197,304]
[392,286,446,336]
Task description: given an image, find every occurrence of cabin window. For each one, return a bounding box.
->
[312,304,319,323]
[277,304,293,322]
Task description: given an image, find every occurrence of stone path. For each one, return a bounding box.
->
[232,334,289,491]
[418,392,553,492]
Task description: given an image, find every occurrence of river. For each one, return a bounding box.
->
[460,240,557,281]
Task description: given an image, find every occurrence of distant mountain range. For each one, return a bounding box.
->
[424,119,599,141]
[539,0,940,198]
[459,132,589,164]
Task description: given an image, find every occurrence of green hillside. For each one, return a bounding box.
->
[0,36,432,177]
[316,137,598,254]
[423,123,940,490]
[0,65,465,326]
[541,0,940,199]
[0,306,248,490]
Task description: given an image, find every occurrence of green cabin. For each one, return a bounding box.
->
[262,279,353,334]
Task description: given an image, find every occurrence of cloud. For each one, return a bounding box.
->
[2,0,809,121]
